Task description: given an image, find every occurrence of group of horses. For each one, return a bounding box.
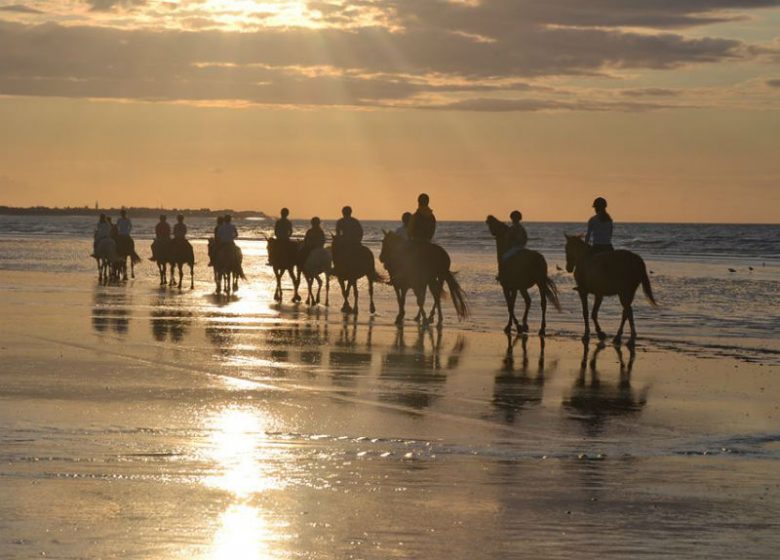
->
[92,217,658,344]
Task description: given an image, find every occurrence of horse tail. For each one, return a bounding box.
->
[542,275,562,312]
[443,271,469,320]
[640,260,658,306]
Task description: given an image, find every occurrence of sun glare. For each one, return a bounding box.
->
[202,0,315,29]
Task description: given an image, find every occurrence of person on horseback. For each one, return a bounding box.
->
[208,216,224,267]
[300,216,326,264]
[409,193,436,242]
[335,206,363,248]
[501,210,528,263]
[117,209,132,238]
[395,212,413,241]
[173,214,187,241]
[92,213,111,256]
[275,208,293,241]
[107,217,118,239]
[217,214,238,246]
[151,214,170,262]
[586,197,614,254]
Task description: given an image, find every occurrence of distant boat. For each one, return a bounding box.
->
[728,268,736,272]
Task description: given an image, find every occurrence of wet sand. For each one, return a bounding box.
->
[1,269,779,559]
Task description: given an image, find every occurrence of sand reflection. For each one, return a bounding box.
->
[203,407,288,558]
[91,287,132,336]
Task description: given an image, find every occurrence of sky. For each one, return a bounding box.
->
[0,1,778,222]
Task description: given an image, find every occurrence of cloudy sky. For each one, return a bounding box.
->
[0,0,778,221]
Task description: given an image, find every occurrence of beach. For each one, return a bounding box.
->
[1,246,779,558]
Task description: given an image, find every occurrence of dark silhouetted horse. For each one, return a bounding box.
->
[331,237,382,315]
[380,231,468,327]
[94,238,123,284]
[267,237,302,303]
[214,243,246,295]
[486,216,560,335]
[169,239,195,290]
[300,246,332,307]
[115,235,140,280]
[564,234,657,344]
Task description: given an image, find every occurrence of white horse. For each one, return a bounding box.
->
[93,238,123,284]
[301,247,332,307]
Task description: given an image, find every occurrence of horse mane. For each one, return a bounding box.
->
[486,215,508,237]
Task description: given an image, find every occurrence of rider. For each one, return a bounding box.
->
[92,213,111,255]
[151,214,171,261]
[394,212,412,241]
[335,206,363,248]
[173,214,187,243]
[300,216,326,264]
[207,216,223,267]
[586,197,614,254]
[409,193,436,242]
[217,214,238,246]
[274,208,293,242]
[117,209,132,238]
[502,210,528,262]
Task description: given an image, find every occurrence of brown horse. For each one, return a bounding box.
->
[486,216,560,336]
[267,237,302,303]
[379,231,468,327]
[169,239,195,290]
[115,235,140,280]
[214,243,246,295]
[564,235,657,345]
[331,237,382,315]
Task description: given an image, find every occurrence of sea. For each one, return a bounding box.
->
[0,215,778,364]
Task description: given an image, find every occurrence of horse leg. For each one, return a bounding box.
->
[190,263,194,290]
[169,263,176,287]
[130,257,135,279]
[394,287,406,326]
[502,287,516,334]
[273,269,282,302]
[177,264,183,290]
[520,289,531,333]
[432,281,444,327]
[315,276,322,305]
[339,279,351,313]
[368,278,376,315]
[580,291,591,341]
[539,284,548,337]
[615,292,637,345]
[123,256,129,281]
[325,274,330,307]
[415,286,428,327]
[592,295,606,340]
[352,280,360,315]
[290,268,301,303]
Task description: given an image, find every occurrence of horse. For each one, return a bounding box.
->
[115,235,141,280]
[486,216,561,336]
[150,239,173,286]
[169,238,195,290]
[564,234,657,345]
[300,246,332,307]
[267,237,302,303]
[379,231,469,327]
[93,237,123,284]
[214,243,246,295]
[331,237,382,315]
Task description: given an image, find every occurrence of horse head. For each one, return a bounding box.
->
[564,233,587,273]
[485,215,507,238]
[379,230,400,264]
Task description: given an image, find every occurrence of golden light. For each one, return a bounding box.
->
[200,0,316,29]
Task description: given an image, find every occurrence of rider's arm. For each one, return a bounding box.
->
[585,217,594,244]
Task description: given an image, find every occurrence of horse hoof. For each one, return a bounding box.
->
[370,304,376,314]
[539,328,546,337]
[395,316,404,326]
[597,331,607,341]
[521,324,529,333]
[504,325,512,334]
[626,338,636,348]
[612,335,622,345]
[582,333,590,343]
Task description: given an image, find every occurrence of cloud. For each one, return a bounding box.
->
[0,1,776,110]
[84,0,146,11]
[621,88,681,97]
[417,97,688,112]
[0,4,43,13]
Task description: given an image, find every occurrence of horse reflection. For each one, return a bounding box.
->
[379,326,466,410]
[329,320,374,386]
[562,342,647,437]
[150,299,192,343]
[492,334,556,423]
[265,322,330,367]
[91,288,132,336]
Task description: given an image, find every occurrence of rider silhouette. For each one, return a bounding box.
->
[501,210,528,262]
[586,197,614,254]
[301,216,326,264]
[409,193,436,242]
[395,212,412,241]
[274,208,293,241]
[151,215,170,261]
[335,206,363,247]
